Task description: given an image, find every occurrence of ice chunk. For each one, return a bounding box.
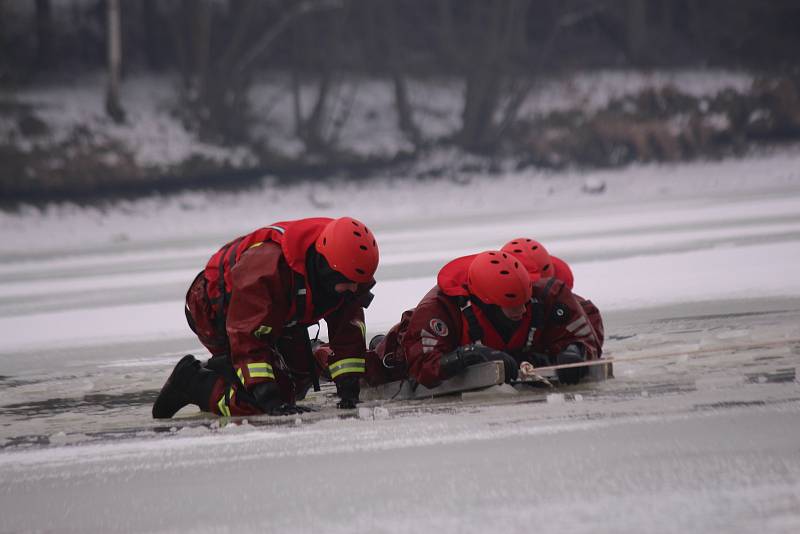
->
[462,384,519,400]
[573,394,584,402]
[358,407,373,420]
[50,431,67,444]
[716,329,750,340]
[582,177,606,194]
[373,407,390,420]
[177,425,210,436]
[546,393,566,404]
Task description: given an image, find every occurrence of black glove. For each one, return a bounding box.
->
[250,382,316,415]
[439,345,518,382]
[335,375,360,409]
[485,349,519,382]
[555,344,588,385]
[439,345,482,379]
[529,352,553,368]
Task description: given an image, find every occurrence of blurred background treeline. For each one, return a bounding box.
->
[1,0,800,201]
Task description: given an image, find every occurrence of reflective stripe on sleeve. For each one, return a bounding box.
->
[328,357,366,379]
[575,325,593,338]
[566,316,588,333]
[247,362,275,379]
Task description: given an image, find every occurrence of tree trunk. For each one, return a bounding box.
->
[34,0,53,69]
[105,0,126,123]
[625,0,648,65]
[457,1,513,152]
[190,0,212,93]
[141,0,161,71]
[381,0,422,149]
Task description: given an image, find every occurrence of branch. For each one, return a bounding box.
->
[232,0,343,77]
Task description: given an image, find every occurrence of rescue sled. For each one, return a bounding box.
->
[361,358,613,401]
[361,361,505,401]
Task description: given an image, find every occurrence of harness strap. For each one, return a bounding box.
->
[223,238,244,310]
[285,272,308,327]
[212,237,244,335]
[457,296,484,344]
[299,326,321,392]
[526,297,545,349]
[541,276,558,297]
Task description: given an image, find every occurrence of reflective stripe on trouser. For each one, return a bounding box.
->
[212,367,269,417]
[328,357,366,379]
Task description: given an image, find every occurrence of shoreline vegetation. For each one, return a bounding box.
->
[2,71,799,205]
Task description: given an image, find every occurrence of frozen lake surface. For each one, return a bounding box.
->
[1,150,800,533]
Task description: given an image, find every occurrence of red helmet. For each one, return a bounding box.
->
[315,217,379,283]
[467,250,532,307]
[501,238,553,278]
[550,255,574,290]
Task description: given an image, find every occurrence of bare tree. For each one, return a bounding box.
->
[34,0,53,69]
[289,1,358,156]
[434,0,533,153]
[105,0,126,123]
[624,0,648,64]
[172,0,342,148]
[376,0,423,150]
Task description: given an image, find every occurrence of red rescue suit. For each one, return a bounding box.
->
[185,218,372,416]
[550,255,605,347]
[370,256,604,388]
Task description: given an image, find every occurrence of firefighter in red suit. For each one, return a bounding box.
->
[501,237,605,364]
[152,216,379,418]
[362,250,603,388]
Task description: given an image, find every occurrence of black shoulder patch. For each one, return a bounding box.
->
[551,303,570,324]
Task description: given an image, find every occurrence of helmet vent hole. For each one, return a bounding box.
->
[488,252,496,256]
[543,264,550,271]
[351,220,359,226]
[500,270,509,275]
[372,239,376,246]
[501,253,508,259]
[360,245,367,251]
[532,246,538,250]
[323,238,327,246]
[490,260,500,265]
[355,268,365,275]
[353,231,362,237]
[505,293,516,299]
[514,261,519,268]
[513,248,522,253]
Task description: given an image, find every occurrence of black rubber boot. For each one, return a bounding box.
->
[152,355,219,419]
[368,334,386,351]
